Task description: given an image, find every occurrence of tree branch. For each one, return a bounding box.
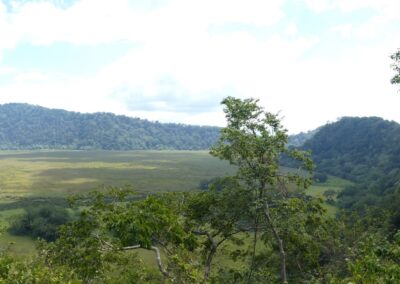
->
[122,245,170,278]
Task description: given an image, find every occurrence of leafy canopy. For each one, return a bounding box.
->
[391,49,400,85]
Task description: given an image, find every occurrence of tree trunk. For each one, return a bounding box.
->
[246,216,259,283]
[193,230,218,281]
[204,245,217,280]
[263,202,288,283]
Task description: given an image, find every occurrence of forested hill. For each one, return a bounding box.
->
[0,103,220,150]
[302,116,400,182]
[301,117,400,217]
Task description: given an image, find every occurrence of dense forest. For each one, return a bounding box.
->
[0,103,220,150]
[300,117,400,228]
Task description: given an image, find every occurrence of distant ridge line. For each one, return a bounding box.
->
[0,103,220,150]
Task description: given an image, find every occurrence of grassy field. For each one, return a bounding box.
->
[0,150,350,257]
[0,150,236,255]
[307,175,353,216]
[0,150,236,199]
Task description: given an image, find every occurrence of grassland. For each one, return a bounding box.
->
[0,150,236,199]
[0,150,349,257]
[0,150,236,254]
[306,175,353,216]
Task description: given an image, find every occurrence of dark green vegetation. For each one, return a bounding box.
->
[302,117,400,183]
[300,117,400,229]
[9,205,71,242]
[0,97,399,283]
[391,48,400,85]
[0,103,220,150]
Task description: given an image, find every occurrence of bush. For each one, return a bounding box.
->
[9,205,71,242]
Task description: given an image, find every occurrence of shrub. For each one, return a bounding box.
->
[9,205,71,242]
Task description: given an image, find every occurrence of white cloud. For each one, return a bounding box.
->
[0,0,399,133]
[0,0,285,48]
[273,41,400,133]
[284,23,298,36]
[0,0,288,114]
[0,2,17,58]
[302,0,332,13]
[331,24,353,39]
[303,0,400,14]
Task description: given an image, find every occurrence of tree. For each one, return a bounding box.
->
[9,205,71,242]
[391,49,400,85]
[42,187,201,283]
[186,177,254,280]
[210,97,315,283]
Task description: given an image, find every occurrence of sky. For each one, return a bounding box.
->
[0,0,399,133]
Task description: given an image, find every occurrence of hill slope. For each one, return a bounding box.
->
[0,103,220,150]
[302,117,400,182]
[301,117,400,224]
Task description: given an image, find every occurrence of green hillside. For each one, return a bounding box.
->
[301,117,400,226]
[0,103,220,150]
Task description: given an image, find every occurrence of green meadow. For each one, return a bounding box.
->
[306,175,353,216]
[0,150,236,199]
[0,150,235,255]
[0,150,348,256]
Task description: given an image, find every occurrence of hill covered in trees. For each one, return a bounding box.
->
[300,117,400,225]
[0,103,220,150]
[302,117,400,181]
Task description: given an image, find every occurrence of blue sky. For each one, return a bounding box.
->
[0,0,399,133]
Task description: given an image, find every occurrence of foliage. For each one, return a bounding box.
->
[391,49,400,85]
[0,103,220,150]
[346,231,400,283]
[9,205,71,242]
[0,250,82,283]
[302,116,400,183]
[300,116,400,228]
[42,187,202,283]
[208,97,332,283]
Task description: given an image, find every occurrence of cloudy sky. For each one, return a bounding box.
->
[0,0,399,133]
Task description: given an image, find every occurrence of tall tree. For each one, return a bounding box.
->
[210,97,314,283]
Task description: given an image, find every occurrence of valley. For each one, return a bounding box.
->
[0,102,398,282]
[0,150,346,258]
